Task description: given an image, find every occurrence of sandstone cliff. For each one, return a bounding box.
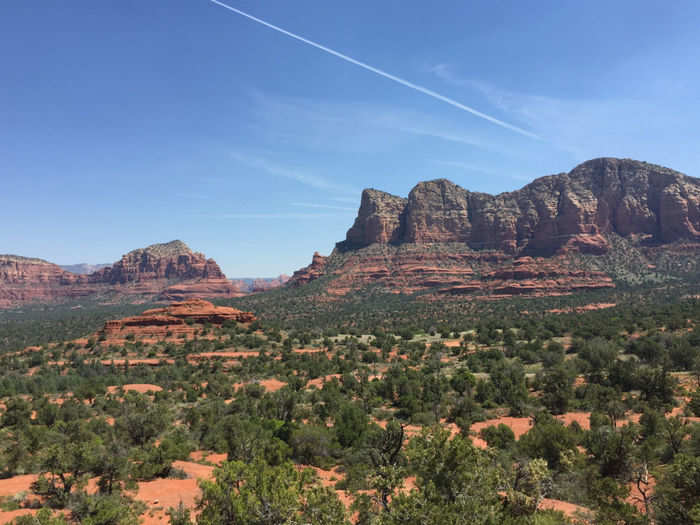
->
[290,158,700,298]
[0,256,93,307]
[0,241,240,308]
[340,158,700,255]
[89,240,226,284]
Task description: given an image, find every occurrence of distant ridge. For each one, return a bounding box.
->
[0,240,241,308]
[59,263,111,275]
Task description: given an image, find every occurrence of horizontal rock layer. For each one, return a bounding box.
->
[289,245,614,298]
[289,158,700,298]
[343,158,700,255]
[100,299,255,341]
[0,241,241,308]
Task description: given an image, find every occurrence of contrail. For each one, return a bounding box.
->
[209,0,540,140]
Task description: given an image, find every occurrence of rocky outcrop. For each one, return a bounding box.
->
[89,240,226,284]
[99,299,255,341]
[159,279,244,301]
[289,252,328,287]
[345,190,408,246]
[290,158,700,298]
[0,256,94,307]
[0,241,240,308]
[340,158,700,256]
[289,245,613,298]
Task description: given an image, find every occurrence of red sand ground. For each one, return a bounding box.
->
[0,474,40,524]
[627,474,656,513]
[471,417,533,441]
[292,348,326,354]
[188,351,259,359]
[189,451,227,466]
[0,509,38,523]
[307,374,342,389]
[0,474,38,498]
[107,384,163,394]
[230,378,287,394]
[133,461,214,525]
[540,498,592,521]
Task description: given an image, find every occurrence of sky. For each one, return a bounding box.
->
[2,1,700,277]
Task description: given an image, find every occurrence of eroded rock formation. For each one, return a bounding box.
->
[289,252,328,286]
[341,158,700,255]
[0,241,241,308]
[0,256,94,307]
[289,158,700,298]
[100,299,255,341]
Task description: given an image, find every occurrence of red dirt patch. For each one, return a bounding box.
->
[471,417,533,441]
[0,474,37,497]
[293,348,326,354]
[107,384,163,394]
[540,498,592,521]
[307,374,342,389]
[0,509,38,522]
[188,451,227,466]
[132,461,214,525]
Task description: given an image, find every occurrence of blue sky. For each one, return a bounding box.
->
[2,1,699,276]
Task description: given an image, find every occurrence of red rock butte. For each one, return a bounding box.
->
[0,240,243,309]
[288,158,700,298]
[100,299,255,340]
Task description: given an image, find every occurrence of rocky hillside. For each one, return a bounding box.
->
[99,299,255,343]
[0,241,241,308]
[0,255,94,307]
[343,158,700,255]
[289,158,700,298]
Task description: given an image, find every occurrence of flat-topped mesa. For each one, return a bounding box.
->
[100,299,255,339]
[341,158,700,256]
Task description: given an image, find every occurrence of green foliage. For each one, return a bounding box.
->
[653,453,700,525]
[480,423,516,450]
[377,426,505,524]
[334,402,369,448]
[196,459,350,525]
[519,413,578,471]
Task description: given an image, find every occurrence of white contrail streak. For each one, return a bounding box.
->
[209,0,540,140]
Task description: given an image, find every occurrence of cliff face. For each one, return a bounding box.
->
[89,240,226,284]
[290,158,700,297]
[0,241,240,308]
[341,158,700,255]
[289,252,328,286]
[0,256,92,307]
[345,190,408,246]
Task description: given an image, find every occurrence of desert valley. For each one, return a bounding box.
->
[1,158,700,524]
[3,2,700,524]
